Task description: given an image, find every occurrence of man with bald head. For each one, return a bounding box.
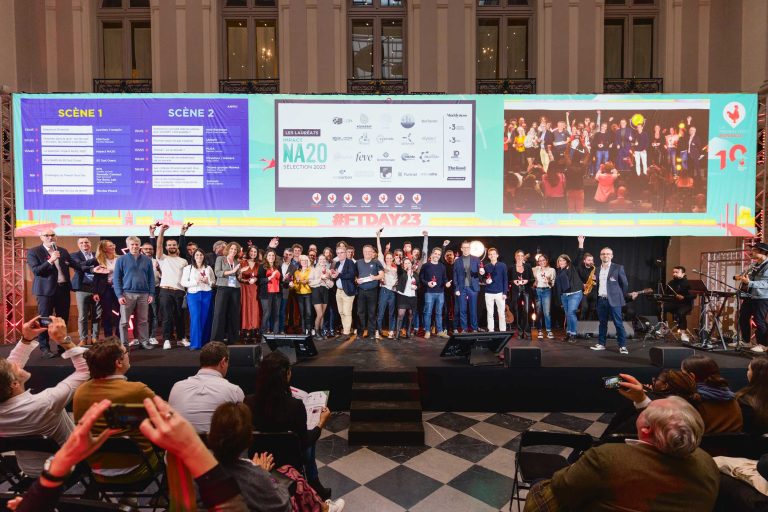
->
[524,396,719,512]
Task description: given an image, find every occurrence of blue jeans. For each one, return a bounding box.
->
[457,288,479,330]
[304,445,319,480]
[535,288,552,331]
[597,296,626,347]
[323,297,336,334]
[423,292,445,333]
[595,149,609,176]
[560,291,582,335]
[278,293,288,333]
[377,287,396,331]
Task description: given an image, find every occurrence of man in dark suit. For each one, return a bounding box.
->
[453,240,482,332]
[70,237,101,345]
[26,230,72,358]
[331,241,357,341]
[683,126,703,178]
[590,246,629,354]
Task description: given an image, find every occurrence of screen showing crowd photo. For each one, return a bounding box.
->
[13,93,757,237]
[500,103,709,215]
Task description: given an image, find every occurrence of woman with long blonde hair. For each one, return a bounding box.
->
[93,239,119,338]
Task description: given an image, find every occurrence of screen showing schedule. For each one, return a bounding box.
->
[19,98,249,210]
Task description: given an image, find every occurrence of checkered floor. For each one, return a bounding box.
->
[317,411,613,511]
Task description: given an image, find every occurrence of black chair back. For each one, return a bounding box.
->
[518,430,594,462]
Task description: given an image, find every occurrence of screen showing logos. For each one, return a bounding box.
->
[275,100,475,211]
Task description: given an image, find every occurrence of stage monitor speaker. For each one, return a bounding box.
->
[263,334,318,365]
[229,344,262,367]
[649,346,695,368]
[439,331,511,366]
[578,320,635,339]
[503,346,541,368]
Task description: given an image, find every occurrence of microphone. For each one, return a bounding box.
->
[50,242,58,252]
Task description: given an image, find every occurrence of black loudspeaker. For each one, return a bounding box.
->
[578,320,635,338]
[263,334,318,364]
[228,344,262,367]
[439,331,512,366]
[503,346,541,368]
[649,346,695,368]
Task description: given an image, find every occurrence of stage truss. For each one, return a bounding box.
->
[1,92,23,343]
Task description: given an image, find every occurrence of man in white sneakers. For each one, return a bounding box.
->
[156,223,190,350]
[590,247,630,354]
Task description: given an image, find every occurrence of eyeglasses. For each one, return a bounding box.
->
[42,234,56,237]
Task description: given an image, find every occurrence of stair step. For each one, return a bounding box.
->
[351,382,421,401]
[350,400,422,422]
[348,421,425,446]
[352,371,418,383]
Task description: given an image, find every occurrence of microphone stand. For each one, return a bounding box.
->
[691,269,749,351]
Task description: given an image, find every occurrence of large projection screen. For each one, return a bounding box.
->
[13,93,757,237]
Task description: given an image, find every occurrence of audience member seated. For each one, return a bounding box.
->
[0,316,88,477]
[245,351,333,500]
[73,338,157,481]
[208,401,345,512]
[168,341,244,433]
[524,396,720,512]
[735,357,768,435]
[682,355,744,433]
[600,369,696,439]
[608,186,633,212]
[5,397,249,512]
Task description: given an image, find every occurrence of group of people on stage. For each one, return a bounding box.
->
[503,110,706,214]
[28,223,720,358]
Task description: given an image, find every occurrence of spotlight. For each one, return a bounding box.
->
[469,241,485,258]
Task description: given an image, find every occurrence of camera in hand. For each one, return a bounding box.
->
[104,404,149,429]
[602,375,624,389]
[39,316,52,327]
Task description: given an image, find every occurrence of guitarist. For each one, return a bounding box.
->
[665,266,694,339]
[576,236,598,320]
[735,242,768,353]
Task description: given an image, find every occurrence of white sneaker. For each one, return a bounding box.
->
[590,344,606,351]
[751,345,766,353]
[537,331,544,339]
[619,347,629,355]
[424,332,431,339]
[128,339,139,347]
[547,331,554,339]
[387,331,395,339]
[375,330,382,340]
[163,340,172,350]
[680,333,690,342]
[727,341,741,348]
[437,330,450,339]
[148,337,159,346]
[179,338,190,347]
[326,498,345,512]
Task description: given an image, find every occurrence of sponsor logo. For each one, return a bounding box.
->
[446,113,468,118]
[332,117,343,125]
[343,193,353,204]
[412,193,422,204]
[338,169,347,175]
[377,152,395,163]
[421,135,438,143]
[401,133,414,145]
[723,101,745,128]
[327,193,337,203]
[451,150,461,159]
[448,136,461,143]
[356,152,373,162]
[420,151,438,163]
[395,193,405,204]
[362,193,371,204]
[448,165,467,171]
[379,193,388,203]
[356,113,372,129]
[401,114,415,129]
[401,153,415,161]
[420,118,438,124]
[312,193,321,204]
[380,166,393,180]
[332,136,353,142]
[359,133,370,144]
[376,134,394,144]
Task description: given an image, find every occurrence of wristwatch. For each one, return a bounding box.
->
[41,455,75,483]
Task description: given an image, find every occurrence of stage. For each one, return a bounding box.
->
[3,333,754,413]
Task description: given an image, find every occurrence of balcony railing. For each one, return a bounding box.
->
[603,78,663,94]
[93,79,152,93]
[219,79,280,94]
[347,79,408,95]
[476,78,536,94]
